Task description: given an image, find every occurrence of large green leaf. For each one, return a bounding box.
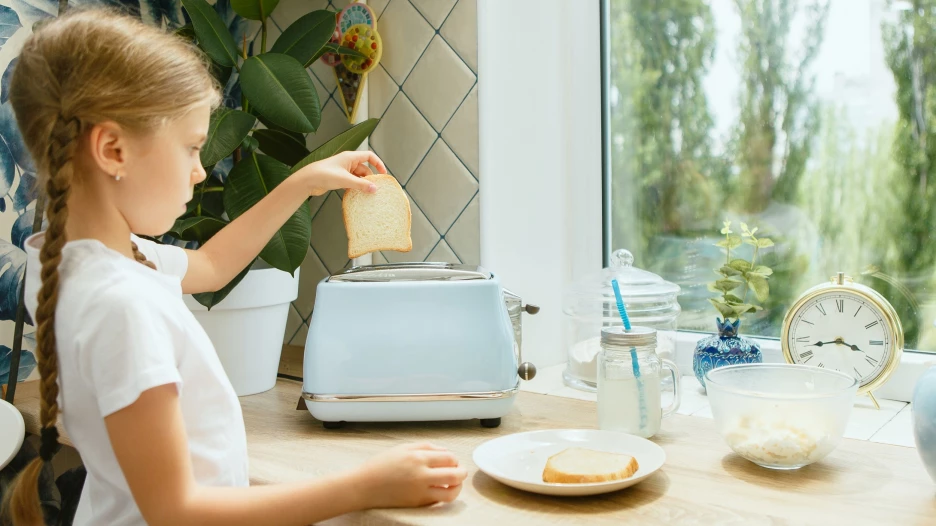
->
[291,118,379,173]
[181,0,240,68]
[223,153,311,273]
[185,175,225,218]
[231,0,279,20]
[201,108,257,166]
[240,53,320,133]
[254,128,310,166]
[748,274,770,302]
[169,216,228,242]
[193,263,251,309]
[271,10,334,67]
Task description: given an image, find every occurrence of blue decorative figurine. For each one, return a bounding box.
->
[693,318,762,390]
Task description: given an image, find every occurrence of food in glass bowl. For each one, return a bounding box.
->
[705,364,858,469]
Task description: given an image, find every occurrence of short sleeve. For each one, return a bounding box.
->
[76,289,182,417]
[130,235,189,280]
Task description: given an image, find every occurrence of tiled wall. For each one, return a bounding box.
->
[0,0,479,357]
[282,0,479,347]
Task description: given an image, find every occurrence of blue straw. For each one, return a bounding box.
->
[611,279,648,432]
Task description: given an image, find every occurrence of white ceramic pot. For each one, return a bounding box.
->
[184,262,300,396]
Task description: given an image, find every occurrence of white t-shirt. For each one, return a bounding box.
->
[24,233,249,526]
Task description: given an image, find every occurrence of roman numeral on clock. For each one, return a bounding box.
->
[866,356,878,366]
[865,321,878,330]
[818,363,825,368]
[869,340,883,346]
[816,303,827,316]
[796,336,810,343]
[836,299,844,313]
[799,350,813,360]
[854,367,861,378]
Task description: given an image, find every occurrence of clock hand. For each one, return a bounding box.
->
[844,342,865,353]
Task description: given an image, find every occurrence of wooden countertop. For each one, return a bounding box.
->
[15,378,936,525]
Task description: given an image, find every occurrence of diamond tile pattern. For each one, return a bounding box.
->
[309,192,351,274]
[410,0,457,29]
[403,36,475,131]
[369,0,391,17]
[440,0,478,73]
[406,140,478,233]
[376,0,434,84]
[285,0,480,343]
[369,94,436,184]
[367,64,398,119]
[427,240,460,264]
[446,193,480,265]
[442,84,479,177]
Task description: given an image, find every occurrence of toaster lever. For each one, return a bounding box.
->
[523,304,540,314]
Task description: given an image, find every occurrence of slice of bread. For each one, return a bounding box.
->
[342,174,412,259]
[541,447,639,484]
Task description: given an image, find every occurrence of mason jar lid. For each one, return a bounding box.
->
[601,326,657,347]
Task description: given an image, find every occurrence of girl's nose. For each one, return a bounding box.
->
[193,163,207,185]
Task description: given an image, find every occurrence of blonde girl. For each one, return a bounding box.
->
[2,8,466,526]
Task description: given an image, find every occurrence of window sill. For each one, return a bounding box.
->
[671,331,935,403]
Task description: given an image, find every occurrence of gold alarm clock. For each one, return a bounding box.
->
[781,272,903,409]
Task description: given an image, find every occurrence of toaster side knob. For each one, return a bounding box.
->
[518,362,537,381]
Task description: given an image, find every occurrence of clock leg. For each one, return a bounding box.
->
[868,391,881,410]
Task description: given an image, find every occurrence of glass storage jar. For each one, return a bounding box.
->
[562,248,682,392]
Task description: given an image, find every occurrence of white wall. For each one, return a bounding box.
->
[478,0,603,369]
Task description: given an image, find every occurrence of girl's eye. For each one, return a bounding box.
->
[191,146,201,152]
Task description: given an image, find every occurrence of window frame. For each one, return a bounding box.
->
[477,0,933,403]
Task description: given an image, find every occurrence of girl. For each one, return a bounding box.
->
[3,8,467,526]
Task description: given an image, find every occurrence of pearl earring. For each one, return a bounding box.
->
[114,171,122,182]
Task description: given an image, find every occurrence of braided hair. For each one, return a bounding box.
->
[2,8,218,524]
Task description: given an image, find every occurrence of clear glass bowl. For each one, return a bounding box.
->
[704,364,858,470]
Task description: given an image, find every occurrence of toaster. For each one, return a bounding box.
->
[302,263,538,429]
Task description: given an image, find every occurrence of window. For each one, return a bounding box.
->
[605,0,936,353]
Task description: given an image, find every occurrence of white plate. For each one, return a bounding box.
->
[472,429,666,497]
[0,398,25,470]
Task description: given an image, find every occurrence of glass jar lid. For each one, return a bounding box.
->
[563,249,681,318]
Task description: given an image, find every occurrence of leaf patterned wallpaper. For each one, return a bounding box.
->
[0,0,480,383]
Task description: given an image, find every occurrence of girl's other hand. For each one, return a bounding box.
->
[353,442,468,509]
[298,150,388,197]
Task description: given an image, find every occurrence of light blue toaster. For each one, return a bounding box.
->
[302,263,538,429]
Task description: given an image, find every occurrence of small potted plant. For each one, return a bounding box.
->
[693,221,774,390]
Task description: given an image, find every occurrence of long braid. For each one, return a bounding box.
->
[131,242,157,270]
[5,113,77,525]
[1,8,220,523]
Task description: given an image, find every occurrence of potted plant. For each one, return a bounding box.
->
[693,221,774,390]
[170,0,378,395]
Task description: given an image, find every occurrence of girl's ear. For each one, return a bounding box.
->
[86,121,128,180]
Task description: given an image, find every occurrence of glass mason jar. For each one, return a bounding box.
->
[597,326,681,438]
[563,248,682,392]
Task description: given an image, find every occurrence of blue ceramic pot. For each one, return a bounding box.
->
[912,364,936,483]
[693,318,762,391]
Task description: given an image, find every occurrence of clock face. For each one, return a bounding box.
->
[785,291,895,387]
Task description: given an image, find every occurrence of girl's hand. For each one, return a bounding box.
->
[354,442,468,509]
[297,150,388,197]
